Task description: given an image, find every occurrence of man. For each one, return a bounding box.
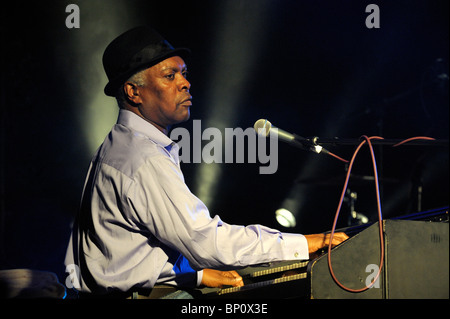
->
[65,26,348,298]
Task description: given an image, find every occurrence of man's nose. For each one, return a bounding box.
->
[179,75,191,91]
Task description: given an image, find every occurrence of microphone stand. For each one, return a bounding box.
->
[311,137,448,147]
[312,136,447,220]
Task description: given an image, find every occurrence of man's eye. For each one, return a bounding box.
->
[182,71,188,78]
[165,74,175,80]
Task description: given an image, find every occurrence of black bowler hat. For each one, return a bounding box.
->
[102,26,190,96]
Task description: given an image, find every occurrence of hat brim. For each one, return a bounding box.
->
[104,47,190,97]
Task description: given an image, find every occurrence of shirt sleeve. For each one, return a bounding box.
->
[155,253,203,287]
[126,152,309,271]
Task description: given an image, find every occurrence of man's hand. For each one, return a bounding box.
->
[304,232,349,254]
[201,269,244,288]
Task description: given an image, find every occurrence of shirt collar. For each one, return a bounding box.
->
[117,109,174,148]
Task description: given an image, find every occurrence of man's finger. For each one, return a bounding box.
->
[329,232,349,247]
[227,271,244,287]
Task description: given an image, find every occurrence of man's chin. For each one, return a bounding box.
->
[170,112,190,127]
[178,110,191,123]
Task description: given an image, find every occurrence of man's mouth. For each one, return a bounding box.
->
[179,95,193,106]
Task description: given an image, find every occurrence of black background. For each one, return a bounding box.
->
[0,0,448,286]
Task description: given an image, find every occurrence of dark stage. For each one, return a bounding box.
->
[0,0,448,298]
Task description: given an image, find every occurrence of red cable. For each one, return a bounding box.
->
[392,136,435,147]
[325,135,437,292]
[327,151,349,163]
[324,136,435,163]
[327,136,385,292]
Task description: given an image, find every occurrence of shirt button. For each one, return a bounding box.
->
[294,252,299,258]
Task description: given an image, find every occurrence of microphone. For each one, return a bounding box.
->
[253,119,325,154]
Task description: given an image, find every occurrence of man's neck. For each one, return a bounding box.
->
[122,106,170,136]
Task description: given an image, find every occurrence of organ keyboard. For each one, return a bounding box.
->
[198,260,310,299]
[198,212,449,299]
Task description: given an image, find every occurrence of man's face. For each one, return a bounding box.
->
[137,56,191,132]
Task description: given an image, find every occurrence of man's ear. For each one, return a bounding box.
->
[123,82,143,106]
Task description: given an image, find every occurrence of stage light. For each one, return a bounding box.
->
[275,208,296,228]
[193,0,271,207]
[64,0,135,154]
